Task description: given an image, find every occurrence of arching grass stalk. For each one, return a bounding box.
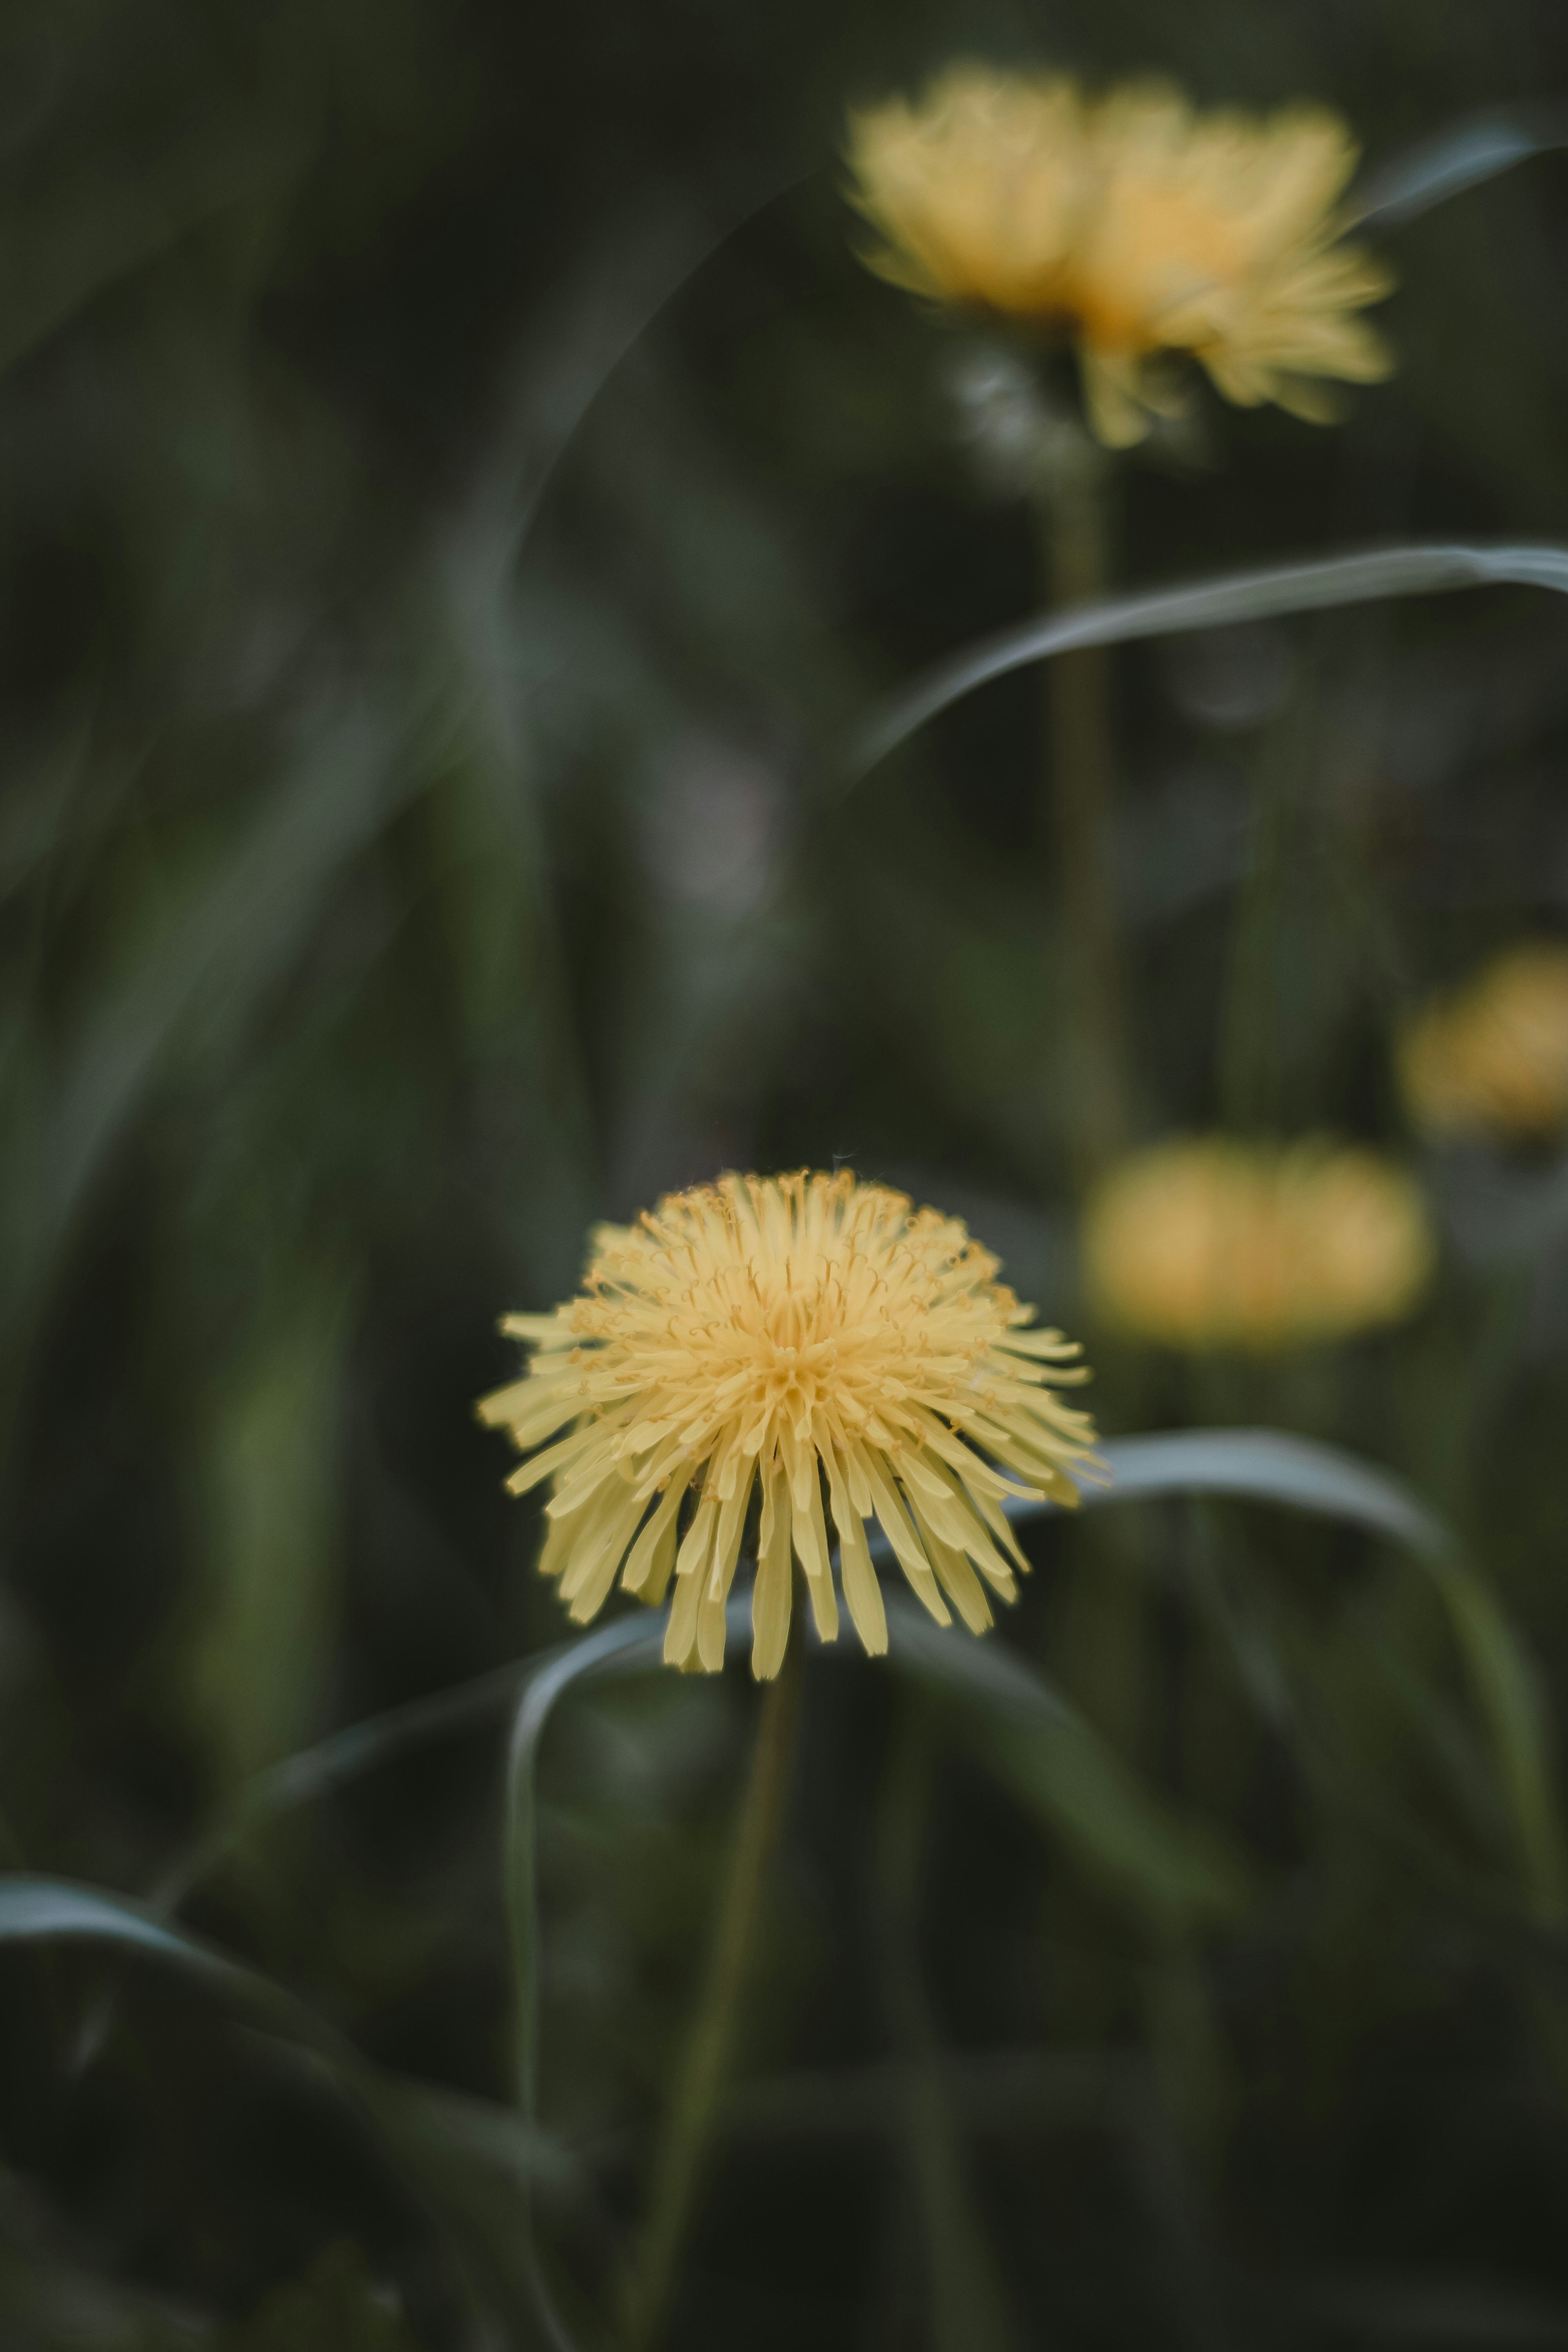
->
[624,1613,805,2350]
[505,1614,673,2352]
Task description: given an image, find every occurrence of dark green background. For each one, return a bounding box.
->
[7,0,1568,2343]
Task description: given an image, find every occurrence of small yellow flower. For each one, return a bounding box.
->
[1082,1137,1433,1350]
[1400,944,1568,1143]
[479,1171,1100,1678]
[845,63,1394,446]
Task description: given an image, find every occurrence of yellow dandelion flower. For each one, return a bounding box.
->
[1400,944,1568,1143]
[478,1171,1100,1679]
[1082,1136,1434,1351]
[845,63,1394,446]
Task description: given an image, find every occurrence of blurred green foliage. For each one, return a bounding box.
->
[8,0,1568,2344]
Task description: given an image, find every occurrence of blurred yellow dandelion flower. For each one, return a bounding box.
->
[845,64,1394,446]
[1400,944,1568,1143]
[1082,1137,1433,1350]
[478,1171,1100,1679]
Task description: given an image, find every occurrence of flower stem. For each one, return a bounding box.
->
[1034,431,1131,1189]
[623,1611,804,2350]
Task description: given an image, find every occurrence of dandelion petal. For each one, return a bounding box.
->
[480,1171,1100,1669]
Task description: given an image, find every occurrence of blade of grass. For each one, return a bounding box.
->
[849,542,1568,782]
[1354,106,1568,227]
[1076,1430,1449,1557]
[502,1612,672,2352]
[1040,1431,1565,1919]
[460,164,813,570]
[0,1877,568,2343]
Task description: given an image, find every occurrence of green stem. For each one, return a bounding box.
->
[1216,717,1295,1136]
[1034,437,1131,1190]
[624,1613,804,2350]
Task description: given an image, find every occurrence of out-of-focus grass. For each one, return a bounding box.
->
[8,0,1568,2345]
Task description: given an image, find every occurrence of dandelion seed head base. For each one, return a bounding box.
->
[479,1171,1100,1677]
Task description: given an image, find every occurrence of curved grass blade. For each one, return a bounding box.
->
[466,162,814,570]
[153,1608,676,1920]
[0,1876,568,2180]
[849,542,1568,781]
[503,1613,672,2120]
[1355,107,1568,228]
[0,1877,321,2017]
[503,1611,671,2352]
[157,1654,554,1913]
[1076,1429,1450,1559]
[1027,1429,1566,1917]
[0,1877,566,2343]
